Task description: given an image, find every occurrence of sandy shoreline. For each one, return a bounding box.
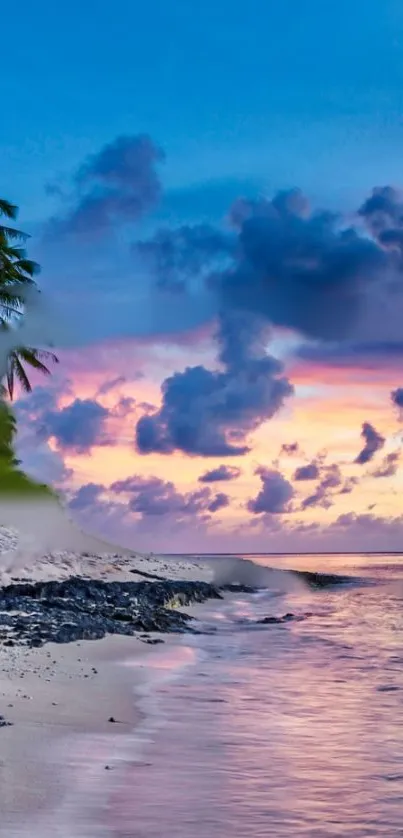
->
[0,634,151,834]
[0,500,216,835]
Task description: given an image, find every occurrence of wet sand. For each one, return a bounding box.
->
[0,634,150,834]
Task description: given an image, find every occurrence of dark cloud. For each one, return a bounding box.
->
[47,135,164,238]
[136,311,293,457]
[16,385,136,455]
[339,476,359,494]
[70,483,104,510]
[355,422,385,465]
[137,183,403,358]
[280,442,300,456]
[372,451,400,478]
[110,475,227,519]
[293,462,320,481]
[40,398,111,453]
[221,190,387,342]
[248,467,294,515]
[207,492,230,512]
[391,388,403,410]
[135,224,233,294]
[296,341,403,370]
[358,187,403,248]
[301,464,343,510]
[198,464,241,483]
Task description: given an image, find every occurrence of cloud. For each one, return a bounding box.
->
[339,476,359,494]
[280,442,300,456]
[355,422,385,465]
[17,442,74,488]
[110,475,227,519]
[293,462,320,481]
[221,190,389,343]
[96,376,127,396]
[372,451,400,478]
[296,340,403,370]
[135,311,293,457]
[111,396,137,419]
[248,467,294,515]
[138,183,403,357]
[358,186,403,247]
[135,224,234,294]
[47,135,165,238]
[39,138,403,359]
[70,483,104,510]
[391,388,403,410]
[207,492,230,512]
[301,464,343,509]
[198,464,241,483]
[39,398,111,453]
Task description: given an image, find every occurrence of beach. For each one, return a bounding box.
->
[0,499,215,835]
[3,503,403,836]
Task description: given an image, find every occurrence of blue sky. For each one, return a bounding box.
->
[4,0,403,552]
[4,0,403,221]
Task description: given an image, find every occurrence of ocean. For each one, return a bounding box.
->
[25,553,403,836]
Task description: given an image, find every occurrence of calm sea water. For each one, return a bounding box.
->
[29,554,403,836]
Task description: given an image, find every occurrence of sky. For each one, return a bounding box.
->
[3,0,403,552]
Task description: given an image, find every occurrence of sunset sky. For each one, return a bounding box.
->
[4,0,403,552]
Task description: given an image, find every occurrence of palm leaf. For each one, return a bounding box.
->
[0,225,29,241]
[7,354,32,400]
[0,200,17,220]
[14,258,40,276]
[6,347,58,400]
[0,200,29,241]
[0,198,58,400]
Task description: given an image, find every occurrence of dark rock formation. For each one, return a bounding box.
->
[291,570,355,589]
[258,612,308,625]
[0,577,222,649]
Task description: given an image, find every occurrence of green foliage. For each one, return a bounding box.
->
[0,199,58,497]
[0,198,58,400]
[0,400,55,497]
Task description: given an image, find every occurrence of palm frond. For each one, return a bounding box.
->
[0,198,58,400]
[0,225,29,241]
[7,354,32,399]
[0,200,17,220]
[5,347,58,400]
[15,346,56,372]
[13,258,40,276]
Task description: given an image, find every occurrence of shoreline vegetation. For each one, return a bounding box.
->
[0,401,55,498]
[0,199,57,500]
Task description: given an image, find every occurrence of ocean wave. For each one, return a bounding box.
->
[207,555,358,592]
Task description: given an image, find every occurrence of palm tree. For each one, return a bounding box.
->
[0,199,58,399]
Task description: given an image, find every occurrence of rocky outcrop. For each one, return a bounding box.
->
[0,577,222,648]
[291,570,355,588]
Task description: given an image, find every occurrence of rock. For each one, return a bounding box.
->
[0,577,221,649]
[142,637,164,645]
[258,616,284,624]
[0,716,12,728]
[108,716,117,723]
[291,570,354,589]
[258,612,309,625]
